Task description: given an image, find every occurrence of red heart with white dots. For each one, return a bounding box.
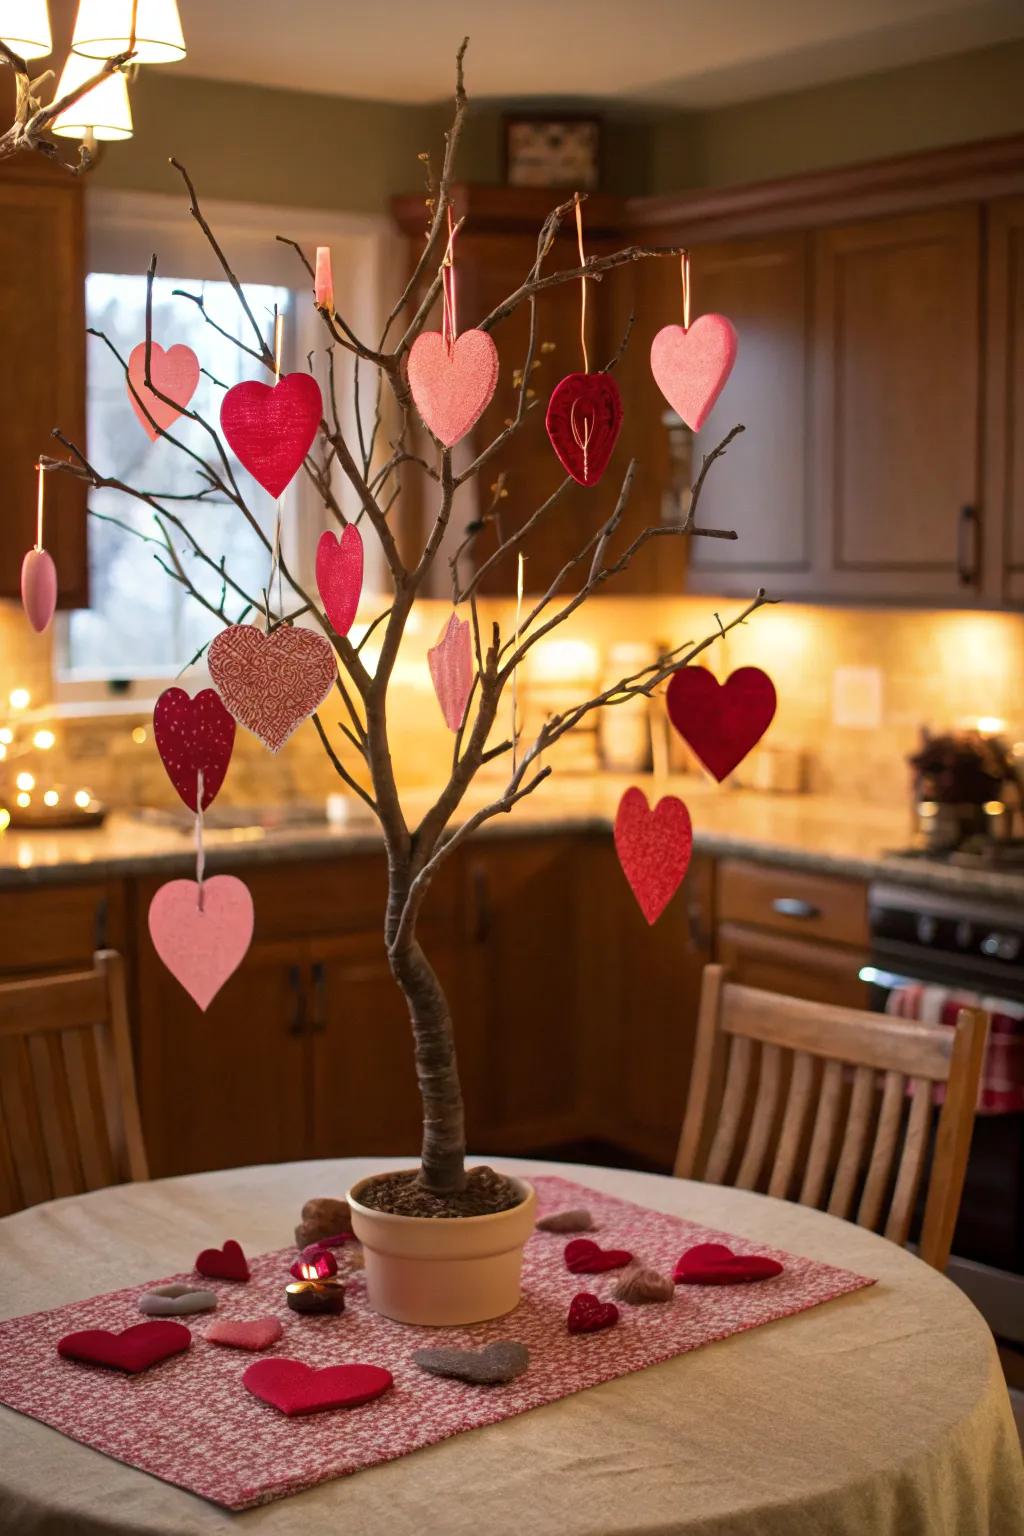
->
[153,687,235,812]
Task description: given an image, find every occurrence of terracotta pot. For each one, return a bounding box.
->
[347,1172,536,1326]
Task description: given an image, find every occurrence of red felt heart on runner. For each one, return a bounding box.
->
[153,687,236,812]
[57,1320,190,1373]
[127,342,200,440]
[20,548,57,634]
[614,787,692,925]
[428,610,474,731]
[195,1239,251,1282]
[407,329,499,447]
[219,372,323,498]
[148,876,254,1011]
[315,524,363,638]
[243,1359,393,1417]
[567,1293,619,1334]
[208,624,337,753]
[564,1238,633,1274]
[650,314,738,432]
[666,665,777,782]
[673,1243,783,1285]
[544,372,623,486]
[205,1317,283,1351]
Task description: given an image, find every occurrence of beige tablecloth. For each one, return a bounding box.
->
[0,1157,1021,1536]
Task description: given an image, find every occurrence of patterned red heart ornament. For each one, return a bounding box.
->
[205,1317,282,1351]
[153,687,236,812]
[148,876,254,1012]
[673,1243,783,1285]
[20,548,57,634]
[219,372,323,498]
[564,1238,633,1274]
[195,1239,251,1282]
[614,788,692,925]
[408,329,499,447]
[666,665,777,782]
[58,1320,190,1373]
[127,342,200,440]
[544,372,623,486]
[315,524,363,638]
[243,1359,393,1416]
[567,1293,619,1334]
[650,314,738,432]
[208,624,337,753]
[428,611,473,731]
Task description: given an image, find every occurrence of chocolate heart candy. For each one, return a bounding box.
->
[564,1238,632,1274]
[567,1293,619,1334]
[613,1266,674,1305]
[138,1284,217,1317]
[413,1340,529,1385]
[536,1208,594,1233]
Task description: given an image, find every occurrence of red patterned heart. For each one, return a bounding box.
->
[673,1243,783,1285]
[614,788,692,925]
[564,1238,633,1274]
[315,524,363,638]
[208,624,337,753]
[666,665,776,783]
[153,687,236,812]
[205,1317,283,1352]
[243,1359,393,1416]
[650,314,738,432]
[567,1293,619,1334]
[219,372,323,498]
[58,1320,190,1373]
[127,342,200,440]
[407,329,499,447]
[195,1239,250,1282]
[544,372,623,486]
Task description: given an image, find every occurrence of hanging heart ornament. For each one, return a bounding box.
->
[127,342,200,440]
[650,314,738,433]
[153,687,235,812]
[545,372,623,486]
[315,524,364,638]
[666,666,776,783]
[208,624,337,753]
[148,875,254,1012]
[428,611,474,731]
[219,372,323,498]
[614,787,693,925]
[407,330,499,447]
[20,548,57,634]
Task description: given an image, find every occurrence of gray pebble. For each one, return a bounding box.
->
[139,1284,218,1317]
[413,1340,529,1385]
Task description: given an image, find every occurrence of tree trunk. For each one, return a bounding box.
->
[388,936,467,1197]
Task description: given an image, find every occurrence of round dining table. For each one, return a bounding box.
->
[1,1156,1021,1536]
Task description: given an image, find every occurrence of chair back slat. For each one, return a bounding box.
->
[0,973,108,1036]
[884,1077,934,1246]
[827,1064,876,1219]
[799,1057,843,1207]
[26,1032,79,1199]
[919,1007,989,1268]
[735,1042,782,1190]
[856,1068,906,1229]
[704,1034,754,1184]
[767,1049,815,1199]
[0,1035,50,1208]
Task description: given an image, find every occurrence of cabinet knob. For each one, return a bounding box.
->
[957,505,979,587]
[285,965,306,1035]
[771,897,821,920]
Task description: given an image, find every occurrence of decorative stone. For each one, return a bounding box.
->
[613,1266,674,1305]
[205,1317,283,1351]
[295,1197,352,1250]
[536,1208,594,1233]
[412,1340,529,1385]
[138,1284,217,1318]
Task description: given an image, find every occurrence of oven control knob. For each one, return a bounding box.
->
[916,915,938,944]
[981,932,1020,962]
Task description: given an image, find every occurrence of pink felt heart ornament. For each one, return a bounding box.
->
[567,1293,619,1335]
[20,548,57,633]
[153,687,236,812]
[544,372,623,486]
[208,624,337,753]
[315,524,363,638]
[243,1359,393,1417]
[148,875,254,1012]
[407,329,499,447]
[219,372,323,498]
[564,1238,633,1274]
[127,342,200,440]
[428,611,473,732]
[666,665,777,783]
[650,314,738,432]
[195,1238,251,1282]
[206,1316,282,1351]
[58,1320,190,1373]
[673,1242,783,1285]
[614,787,693,926]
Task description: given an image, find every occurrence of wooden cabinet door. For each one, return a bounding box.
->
[717,922,869,1010]
[984,197,1024,605]
[811,206,982,600]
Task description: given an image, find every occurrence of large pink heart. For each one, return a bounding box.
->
[208,624,337,753]
[427,611,473,731]
[243,1359,393,1417]
[650,315,738,432]
[219,372,323,498]
[148,875,254,1012]
[20,548,57,634]
[614,788,693,926]
[153,687,236,812]
[666,666,776,783]
[127,342,200,441]
[407,329,499,447]
[315,524,363,638]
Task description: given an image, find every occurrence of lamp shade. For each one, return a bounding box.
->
[51,50,133,140]
[0,0,52,59]
[71,0,185,64]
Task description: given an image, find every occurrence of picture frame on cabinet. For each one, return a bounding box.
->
[504,114,602,190]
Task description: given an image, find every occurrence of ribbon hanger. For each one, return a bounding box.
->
[680,251,691,333]
[195,767,206,912]
[569,195,593,481]
[267,306,285,628]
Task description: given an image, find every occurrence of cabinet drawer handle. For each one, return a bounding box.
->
[286,964,306,1035]
[771,897,821,920]
[310,960,327,1033]
[957,505,979,587]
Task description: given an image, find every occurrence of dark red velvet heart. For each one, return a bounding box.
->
[153,687,236,813]
[195,1239,250,1282]
[666,665,777,783]
[567,1293,619,1334]
[57,1320,191,1373]
[544,372,623,486]
[219,372,322,499]
[564,1238,633,1274]
[673,1243,784,1285]
[243,1359,393,1416]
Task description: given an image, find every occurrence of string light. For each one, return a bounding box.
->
[33,729,56,750]
[15,772,35,793]
[43,789,59,808]
[9,689,30,711]
[15,792,31,809]
[74,790,92,810]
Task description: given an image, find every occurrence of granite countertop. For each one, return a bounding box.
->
[1,775,1022,905]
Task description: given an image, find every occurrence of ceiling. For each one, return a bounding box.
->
[173,0,1024,108]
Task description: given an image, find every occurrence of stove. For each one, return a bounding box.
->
[889,837,1024,872]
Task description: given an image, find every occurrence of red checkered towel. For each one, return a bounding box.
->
[885,984,1024,1114]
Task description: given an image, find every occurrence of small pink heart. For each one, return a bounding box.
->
[127,342,200,440]
[614,788,693,925]
[315,525,363,638]
[148,875,254,1011]
[408,329,499,447]
[650,315,738,432]
[428,611,473,732]
[206,1317,282,1351]
[20,547,57,633]
[208,624,337,753]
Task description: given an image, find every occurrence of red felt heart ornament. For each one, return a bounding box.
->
[614,787,692,926]
[315,524,363,638]
[673,1242,783,1285]
[127,342,200,440]
[219,372,323,498]
[208,624,337,753]
[567,1293,619,1334]
[243,1359,393,1416]
[407,329,499,447]
[666,665,777,783]
[153,687,236,812]
[544,372,623,486]
[564,1238,633,1274]
[650,314,738,432]
[195,1239,251,1282]
[58,1320,190,1373]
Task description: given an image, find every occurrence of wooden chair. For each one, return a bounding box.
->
[0,950,148,1215]
[675,966,989,1271]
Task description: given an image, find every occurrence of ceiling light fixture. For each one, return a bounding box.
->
[51,47,134,140]
[0,0,52,59]
[71,0,186,66]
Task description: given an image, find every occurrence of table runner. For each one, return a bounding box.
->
[0,1175,874,1510]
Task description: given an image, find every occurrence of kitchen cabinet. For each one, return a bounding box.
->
[984,196,1024,604]
[0,879,124,977]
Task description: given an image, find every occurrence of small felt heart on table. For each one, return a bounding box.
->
[614,787,693,926]
[650,314,738,432]
[564,1238,632,1274]
[544,372,623,486]
[206,1317,283,1351]
[195,1239,251,1282]
[536,1208,594,1233]
[219,371,323,499]
[153,686,236,812]
[21,548,58,634]
[58,1321,190,1373]
[413,1340,529,1385]
[127,341,200,440]
[243,1359,393,1416]
[407,328,499,447]
[208,623,337,754]
[666,665,777,783]
[315,525,363,638]
[567,1293,619,1334]
[673,1243,783,1285]
[138,1284,217,1317]
[148,875,254,1012]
